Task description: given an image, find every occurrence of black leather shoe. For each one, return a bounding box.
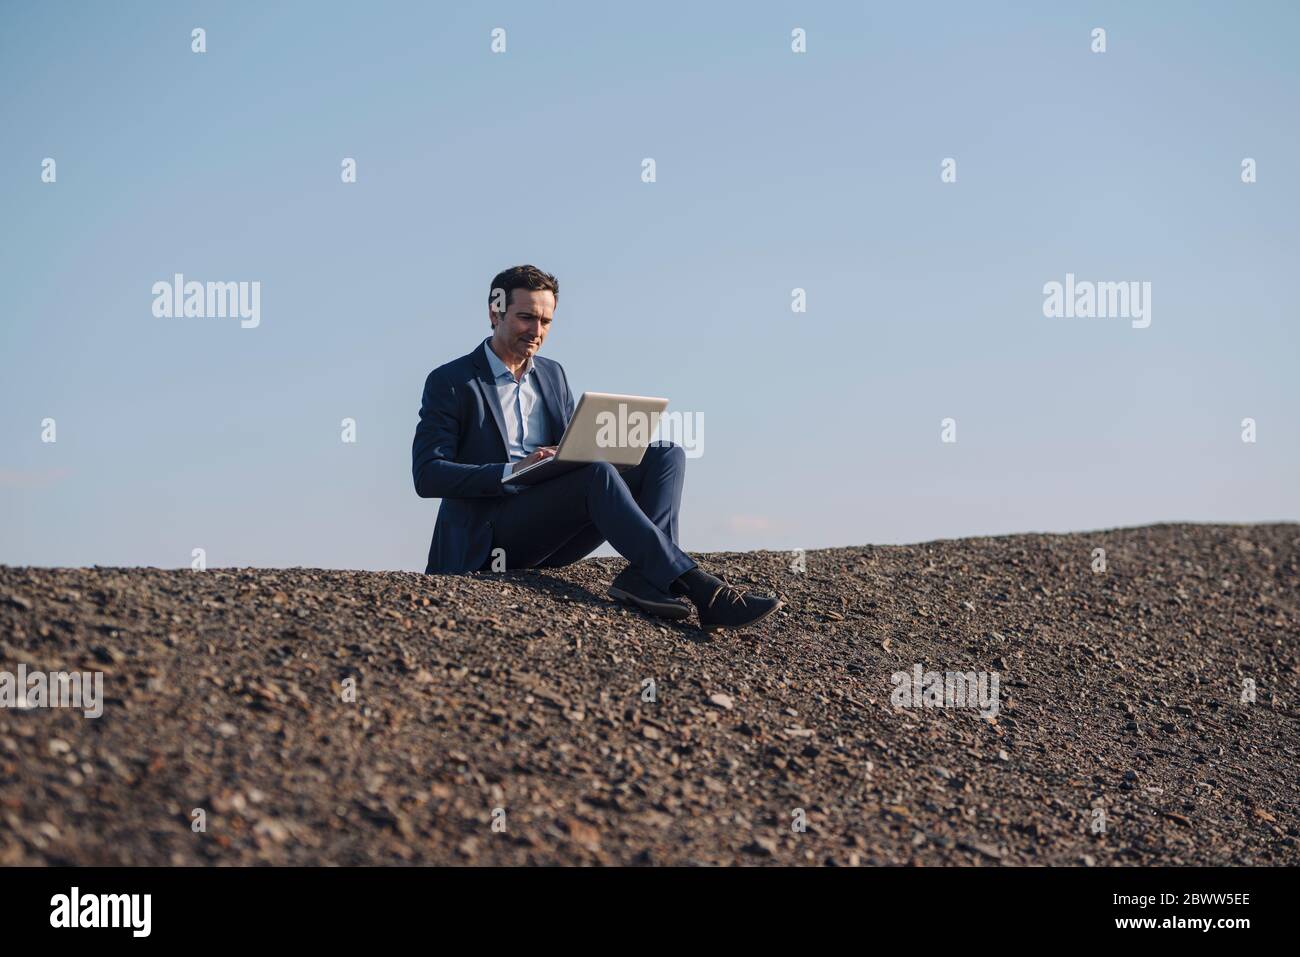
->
[695,581,784,632]
[608,567,692,621]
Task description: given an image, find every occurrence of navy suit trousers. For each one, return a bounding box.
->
[484,443,696,591]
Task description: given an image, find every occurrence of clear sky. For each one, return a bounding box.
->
[2,1,1297,570]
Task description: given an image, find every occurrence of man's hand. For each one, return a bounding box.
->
[511,446,557,474]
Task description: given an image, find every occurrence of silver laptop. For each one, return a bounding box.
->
[503,391,670,487]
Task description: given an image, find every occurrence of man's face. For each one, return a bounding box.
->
[490,288,555,362]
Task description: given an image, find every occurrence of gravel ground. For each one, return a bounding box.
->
[1,522,1297,866]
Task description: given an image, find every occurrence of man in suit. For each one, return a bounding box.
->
[411,264,782,631]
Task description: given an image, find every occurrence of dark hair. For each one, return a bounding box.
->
[488,264,559,316]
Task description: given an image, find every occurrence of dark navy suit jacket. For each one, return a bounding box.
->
[412,341,576,574]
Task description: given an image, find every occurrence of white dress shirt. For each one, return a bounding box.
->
[482,338,552,481]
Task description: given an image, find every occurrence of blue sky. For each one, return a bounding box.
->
[2,1,1297,570]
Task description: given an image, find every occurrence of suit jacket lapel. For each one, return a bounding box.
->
[534,362,566,442]
[471,342,510,455]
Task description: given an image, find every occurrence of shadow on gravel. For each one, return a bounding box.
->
[466,566,715,642]
[465,568,608,607]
